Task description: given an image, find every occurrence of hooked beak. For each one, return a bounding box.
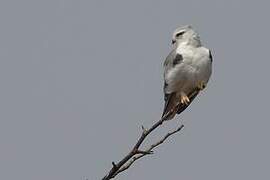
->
[172,39,176,44]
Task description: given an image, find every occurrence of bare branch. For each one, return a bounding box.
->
[149,124,184,150]
[102,117,167,180]
[101,88,200,180]
[113,154,145,176]
[114,125,184,177]
[136,150,154,155]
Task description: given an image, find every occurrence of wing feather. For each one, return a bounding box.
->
[162,49,184,120]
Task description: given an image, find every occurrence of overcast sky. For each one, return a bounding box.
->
[1,0,270,180]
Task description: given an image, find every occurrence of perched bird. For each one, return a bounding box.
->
[162,25,212,120]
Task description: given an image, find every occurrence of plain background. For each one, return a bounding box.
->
[1,0,270,179]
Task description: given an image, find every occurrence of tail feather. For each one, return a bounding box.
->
[162,89,200,120]
[162,92,177,120]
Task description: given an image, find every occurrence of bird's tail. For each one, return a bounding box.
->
[161,93,177,121]
[162,89,200,121]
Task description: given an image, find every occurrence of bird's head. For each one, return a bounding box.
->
[171,25,201,47]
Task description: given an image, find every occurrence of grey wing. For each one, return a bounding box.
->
[162,49,184,120]
[163,49,174,80]
[163,49,183,80]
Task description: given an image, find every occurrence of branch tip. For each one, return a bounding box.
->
[102,109,185,180]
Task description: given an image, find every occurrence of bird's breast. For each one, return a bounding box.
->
[165,46,211,94]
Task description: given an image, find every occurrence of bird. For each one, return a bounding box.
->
[162,25,212,120]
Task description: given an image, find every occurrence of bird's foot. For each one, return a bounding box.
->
[197,81,206,91]
[180,92,190,105]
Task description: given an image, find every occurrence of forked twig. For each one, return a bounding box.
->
[101,88,200,180]
[114,125,184,176]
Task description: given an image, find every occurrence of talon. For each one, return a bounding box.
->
[180,93,190,105]
[198,81,206,90]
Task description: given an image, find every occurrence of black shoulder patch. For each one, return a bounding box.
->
[209,50,213,62]
[173,54,183,66]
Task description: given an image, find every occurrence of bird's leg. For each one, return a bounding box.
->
[197,81,206,91]
[180,92,190,105]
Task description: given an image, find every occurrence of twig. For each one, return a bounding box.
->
[114,125,184,176]
[101,114,183,180]
[102,119,166,179]
[101,88,200,180]
[149,125,184,150]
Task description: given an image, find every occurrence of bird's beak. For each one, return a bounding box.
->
[172,39,176,44]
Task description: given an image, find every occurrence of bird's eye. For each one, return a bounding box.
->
[176,31,185,37]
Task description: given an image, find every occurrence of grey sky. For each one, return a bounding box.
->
[0,0,270,179]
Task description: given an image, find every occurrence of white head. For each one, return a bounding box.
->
[171,25,201,47]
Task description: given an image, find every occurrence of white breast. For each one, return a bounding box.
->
[169,46,212,94]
